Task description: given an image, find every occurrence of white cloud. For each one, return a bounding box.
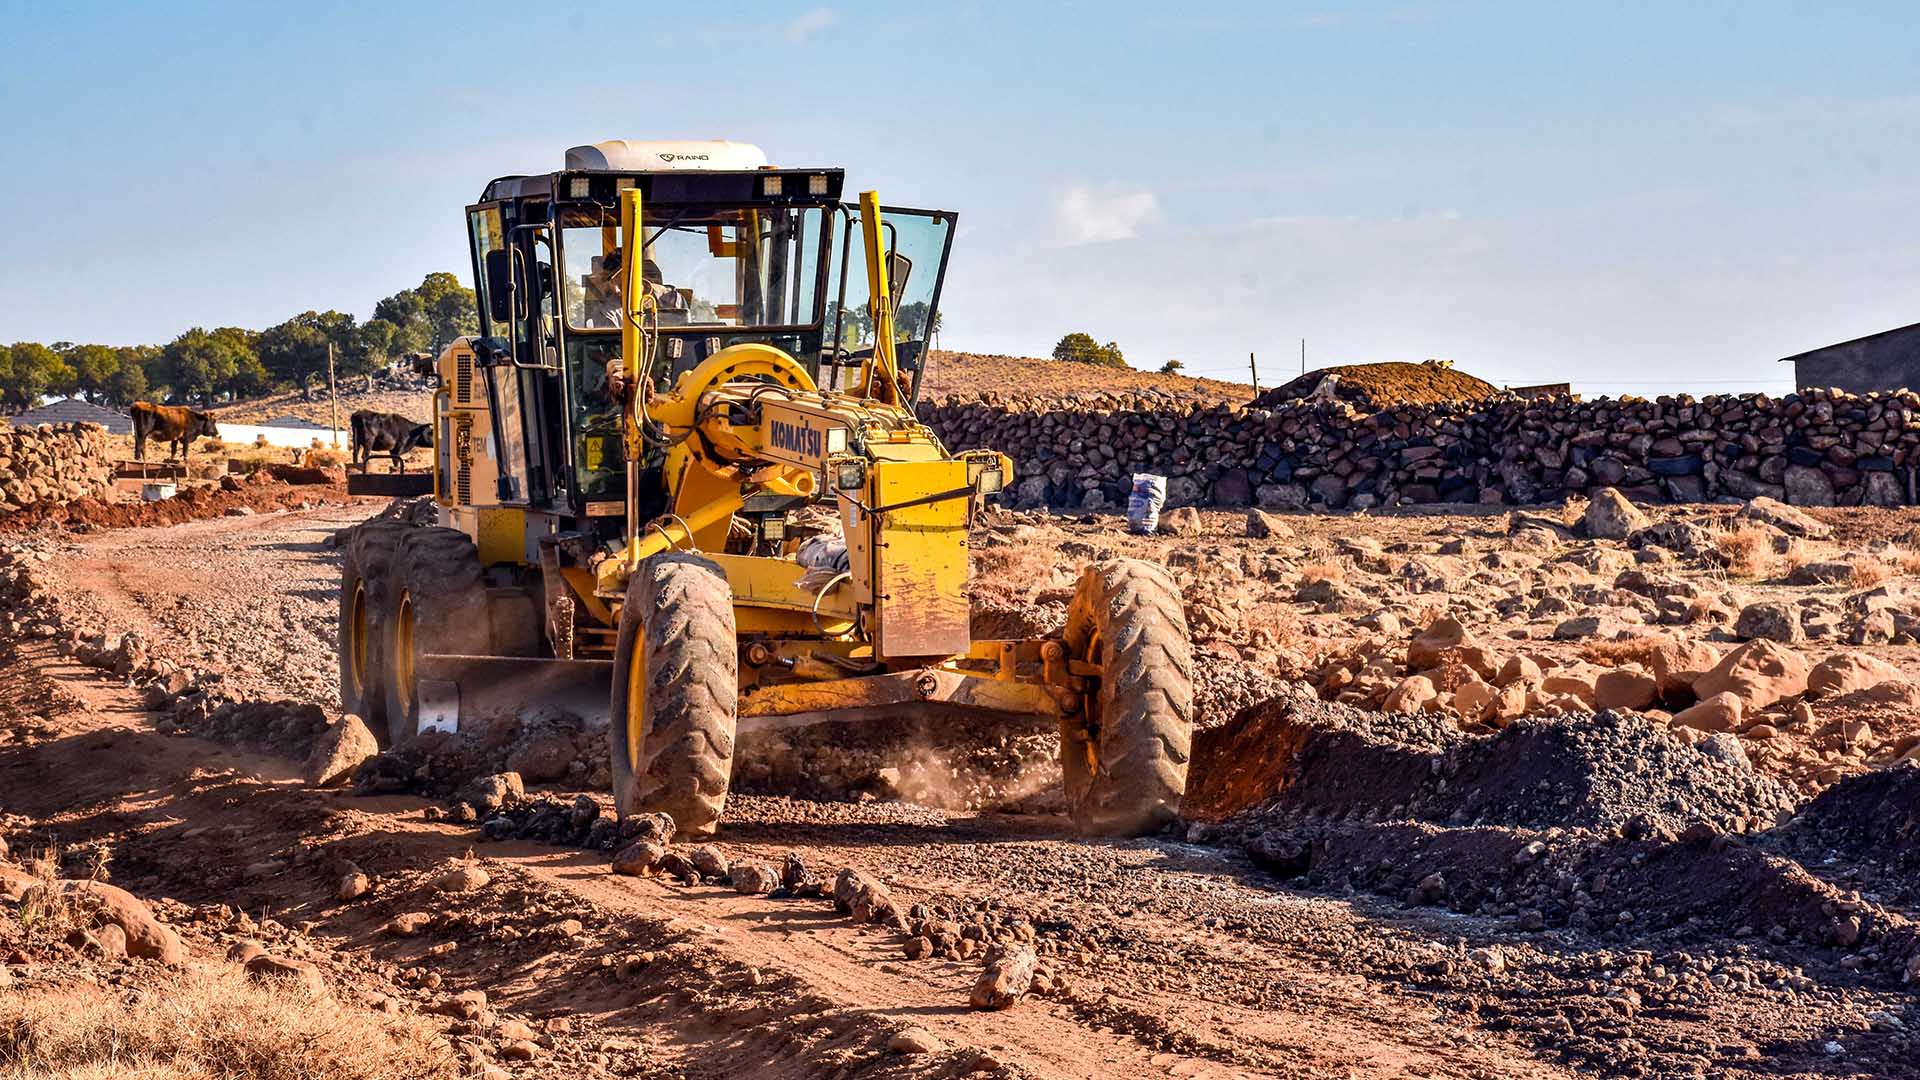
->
[1054,185,1160,245]
[786,8,835,42]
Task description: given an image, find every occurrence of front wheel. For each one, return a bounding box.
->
[609,553,738,838]
[1060,559,1194,836]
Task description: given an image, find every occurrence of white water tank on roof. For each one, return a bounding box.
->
[566,139,769,171]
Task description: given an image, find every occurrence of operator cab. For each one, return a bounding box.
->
[462,139,956,532]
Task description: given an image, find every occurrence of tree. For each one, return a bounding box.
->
[1051,332,1127,369]
[371,272,478,361]
[259,310,359,387]
[158,327,262,404]
[58,343,156,407]
[372,289,429,356]
[103,355,148,407]
[1160,359,1184,375]
[354,318,399,374]
[64,344,119,402]
[0,342,76,411]
[417,271,479,352]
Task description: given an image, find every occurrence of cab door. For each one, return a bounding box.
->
[825,204,956,401]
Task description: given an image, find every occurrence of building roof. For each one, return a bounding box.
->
[7,398,133,434]
[1779,319,1920,363]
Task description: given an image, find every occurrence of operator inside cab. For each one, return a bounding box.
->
[580,251,690,329]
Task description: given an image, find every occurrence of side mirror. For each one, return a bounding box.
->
[886,251,912,311]
[483,249,514,324]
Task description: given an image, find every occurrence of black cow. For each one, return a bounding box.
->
[350,410,433,473]
[131,402,219,462]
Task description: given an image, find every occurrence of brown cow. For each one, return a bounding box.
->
[131,402,220,462]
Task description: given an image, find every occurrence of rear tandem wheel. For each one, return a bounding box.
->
[337,520,410,742]
[381,527,490,747]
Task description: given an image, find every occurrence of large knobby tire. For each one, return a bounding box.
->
[1060,559,1194,837]
[337,520,410,740]
[610,553,738,838]
[382,527,489,746]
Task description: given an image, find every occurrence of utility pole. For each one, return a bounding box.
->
[1300,338,1306,375]
[327,341,340,448]
[1249,352,1259,395]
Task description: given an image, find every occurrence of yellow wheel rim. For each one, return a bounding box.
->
[394,591,416,715]
[348,582,369,698]
[624,625,647,772]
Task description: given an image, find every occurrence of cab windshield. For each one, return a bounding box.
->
[559,205,826,331]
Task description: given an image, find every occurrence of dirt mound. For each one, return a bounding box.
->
[1189,699,1920,977]
[1778,764,1920,876]
[1188,698,1794,833]
[1182,694,1454,822]
[0,470,351,533]
[1254,361,1500,410]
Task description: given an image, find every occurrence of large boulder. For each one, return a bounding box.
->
[1593,669,1658,711]
[1158,506,1201,537]
[303,714,380,787]
[1806,653,1905,698]
[1734,601,1804,644]
[1406,617,1473,670]
[1648,638,1722,697]
[1671,691,1743,733]
[1382,675,1438,714]
[1245,509,1294,540]
[245,954,328,997]
[1691,639,1809,711]
[1735,495,1830,539]
[57,881,186,965]
[1583,488,1649,540]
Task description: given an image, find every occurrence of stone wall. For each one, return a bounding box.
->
[919,386,1920,510]
[0,422,114,513]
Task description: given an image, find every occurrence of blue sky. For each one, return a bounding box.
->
[4,1,1919,394]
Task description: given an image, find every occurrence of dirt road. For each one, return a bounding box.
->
[3,504,1913,1078]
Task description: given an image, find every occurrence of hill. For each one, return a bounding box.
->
[919,351,1251,403]
[1253,360,1500,409]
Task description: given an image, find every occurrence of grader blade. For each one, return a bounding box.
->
[412,654,613,735]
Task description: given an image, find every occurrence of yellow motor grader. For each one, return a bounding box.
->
[337,139,1192,836]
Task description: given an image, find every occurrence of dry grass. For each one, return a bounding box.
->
[1580,635,1665,667]
[1713,526,1775,579]
[1776,541,1812,583]
[969,542,1072,607]
[0,966,459,1079]
[1898,549,1920,577]
[1297,560,1345,585]
[301,445,348,468]
[1850,557,1895,590]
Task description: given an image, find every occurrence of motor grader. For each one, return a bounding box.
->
[337,139,1193,837]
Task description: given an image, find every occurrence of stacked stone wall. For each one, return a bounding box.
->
[0,422,114,513]
[920,387,1918,510]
